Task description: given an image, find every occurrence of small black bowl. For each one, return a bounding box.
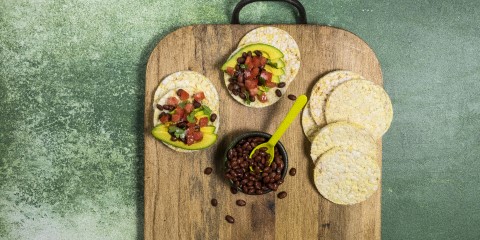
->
[223,131,289,195]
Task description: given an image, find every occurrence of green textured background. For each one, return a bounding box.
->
[1,0,479,239]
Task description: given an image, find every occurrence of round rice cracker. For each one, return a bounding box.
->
[301,101,320,142]
[313,148,381,205]
[153,71,220,153]
[310,121,378,164]
[325,79,393,139]
[309,70,365,127]
[224,27,300,108]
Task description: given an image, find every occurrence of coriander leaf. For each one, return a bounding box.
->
[259,77,266,85]
[245,91,251,105]
[174,128,186,139]
[240,64,247,69]
[187,112,196,123]
[168,126,178,134]
[267,59,278,68]
[201,105,212,117]
[178,101,188,108]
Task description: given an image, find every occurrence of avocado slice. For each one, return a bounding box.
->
[200,126,215,133]
[221,43,284,70]
[265,65,285,76]
[271,75,280,83]
[152,126,218,150]
[268,58,285,69]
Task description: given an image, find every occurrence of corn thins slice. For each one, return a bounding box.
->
[325,79,393,139]
[301,101,320,142]
[309,71,365,127]
[313,148,380,205]
[310,122,377,164]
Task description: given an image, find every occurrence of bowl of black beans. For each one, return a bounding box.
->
[224,131,288,195]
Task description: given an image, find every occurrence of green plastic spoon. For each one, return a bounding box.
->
[250,94,308,165]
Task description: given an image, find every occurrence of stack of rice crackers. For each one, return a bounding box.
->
[302,71,393,205]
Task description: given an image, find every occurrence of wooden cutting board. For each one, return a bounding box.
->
[144,24,383,240]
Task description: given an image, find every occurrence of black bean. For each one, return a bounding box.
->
[275,89,282,97]
[156,104,163,111]
[204,167,212,175]
[249,95,255,102]
[288,94,297,100]
[289,168,297,176]
[225,215,235,224]
[230,186,238,194]
[277,82,286,88]
[239,92,246,100]
[237,57,245,64]
[254,50,262,56]
[242,52,247,58]
[210,113,217,122]
[211,198,218,207]
[236,199,246,206]
[170,136,177,141]
[247,51,252,57]
[277,191,287,199]
[163,104,175,111]
[228,83,235,91]
[193,100,201,108]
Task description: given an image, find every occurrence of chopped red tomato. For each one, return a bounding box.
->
[245,79,258,90]
[226,67,235,76]
[159,114,170,123]
[193,92,205,102]
[192,131,203,141]
[177,89,189,101]
[258,92,268,103]
[251,67,260,77]
[265,81,277,88]
[260,71,272,82]
[248,87,258,97]
[259,56,267,66]
[184,103,194,113]
[171,113,181,122]
[251,57,261,68]
[175,107,185,117]
[245,56,253,70]
[198,117,209,127]
[167,97,179,106]
[185,133,195,145]
[244,70,253,80]
[187,122,196,128]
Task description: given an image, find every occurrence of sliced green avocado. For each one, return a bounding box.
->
[271,75,280,83]
[194,111,205,117]
[152,126,217,150]
[221,43,284,70]
[268,58,285,69]
[265,65,285,76]
[200,126,215,133]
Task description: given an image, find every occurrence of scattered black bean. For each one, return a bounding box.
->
[254,50,262,56]
[225,215,235,224]
[275,89,282,97]
[230,186,238,194]
[289,168,297,176]
[236,199,246,206]
[210,113,217,122]
[287,94,297,101]
[204,167,213,175]
[249,96,255,102]
[211,198,218,207]
[193,100,202,108]
[170,136,177,141]
[156,104,163,111]
[277,191,287,199]
[163,104,175,111]
[277,82,286,88]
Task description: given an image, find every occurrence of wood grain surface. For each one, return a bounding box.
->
[144,24,383,240]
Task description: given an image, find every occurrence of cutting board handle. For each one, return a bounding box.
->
[231,0,307,24]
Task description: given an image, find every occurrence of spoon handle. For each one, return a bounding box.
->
[268,95,308,145]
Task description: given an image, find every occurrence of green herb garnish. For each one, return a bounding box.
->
[240,64,247,69]
[245,91,251,105]
[187,112,196,123]
[201,105,212,117]
[258,86,270,94]
[267,59,278,68]
[259,76,266,86]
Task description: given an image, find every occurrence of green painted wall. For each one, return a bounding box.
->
[1,0,479,239]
